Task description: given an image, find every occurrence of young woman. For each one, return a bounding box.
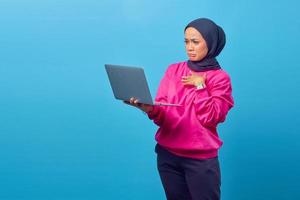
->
[126,18,234,200]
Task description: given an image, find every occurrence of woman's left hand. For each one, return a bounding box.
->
[181,72,206,86]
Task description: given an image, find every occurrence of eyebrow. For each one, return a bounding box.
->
[184,38,200,41]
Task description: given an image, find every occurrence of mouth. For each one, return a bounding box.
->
[188,54,196,58]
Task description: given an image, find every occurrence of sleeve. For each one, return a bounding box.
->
[147,68,171,126]
[193,72,234,127]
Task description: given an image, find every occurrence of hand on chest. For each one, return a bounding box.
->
[169,70,210,95]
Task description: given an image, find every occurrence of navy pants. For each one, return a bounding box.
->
[155,144,221,200]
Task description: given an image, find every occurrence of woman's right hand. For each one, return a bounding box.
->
[123,97,154,113]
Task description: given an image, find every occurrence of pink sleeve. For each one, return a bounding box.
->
[147,68,170,126]
[193,72,234,127]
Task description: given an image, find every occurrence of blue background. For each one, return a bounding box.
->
[1,0,299,199]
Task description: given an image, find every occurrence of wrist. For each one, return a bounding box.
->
[143,106,153,114]
[195,82,205,90]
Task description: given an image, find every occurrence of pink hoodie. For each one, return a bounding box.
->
[148,61,234,159]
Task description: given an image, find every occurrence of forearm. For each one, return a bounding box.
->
[193,75,234,127]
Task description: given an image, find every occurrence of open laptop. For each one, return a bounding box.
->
[105,64,181,106]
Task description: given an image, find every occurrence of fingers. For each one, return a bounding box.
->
[181,76,192,85]
[181,80,192,85]
[128,97,143,108]
[123,98,138,106]
[181,76,190,82]
[181,73,206,86]
[128,97,150,112]
[130,97,139,104]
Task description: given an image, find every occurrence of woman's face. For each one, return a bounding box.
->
[184,27,208,61]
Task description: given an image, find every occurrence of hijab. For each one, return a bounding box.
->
[184,18,226,72]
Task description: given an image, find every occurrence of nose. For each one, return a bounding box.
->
[187,42,193,51]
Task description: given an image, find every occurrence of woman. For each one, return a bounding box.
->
[126,18,234,200]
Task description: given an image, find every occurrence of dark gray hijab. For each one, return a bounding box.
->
[184,18,226,72]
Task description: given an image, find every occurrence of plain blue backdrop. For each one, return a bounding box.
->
[1,0,300,199]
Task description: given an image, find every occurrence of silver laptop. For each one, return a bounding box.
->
[105,64,181,106]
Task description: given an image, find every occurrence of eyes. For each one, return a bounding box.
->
[184,39,200,45]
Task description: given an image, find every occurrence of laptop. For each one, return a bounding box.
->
[105,64,181,106]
